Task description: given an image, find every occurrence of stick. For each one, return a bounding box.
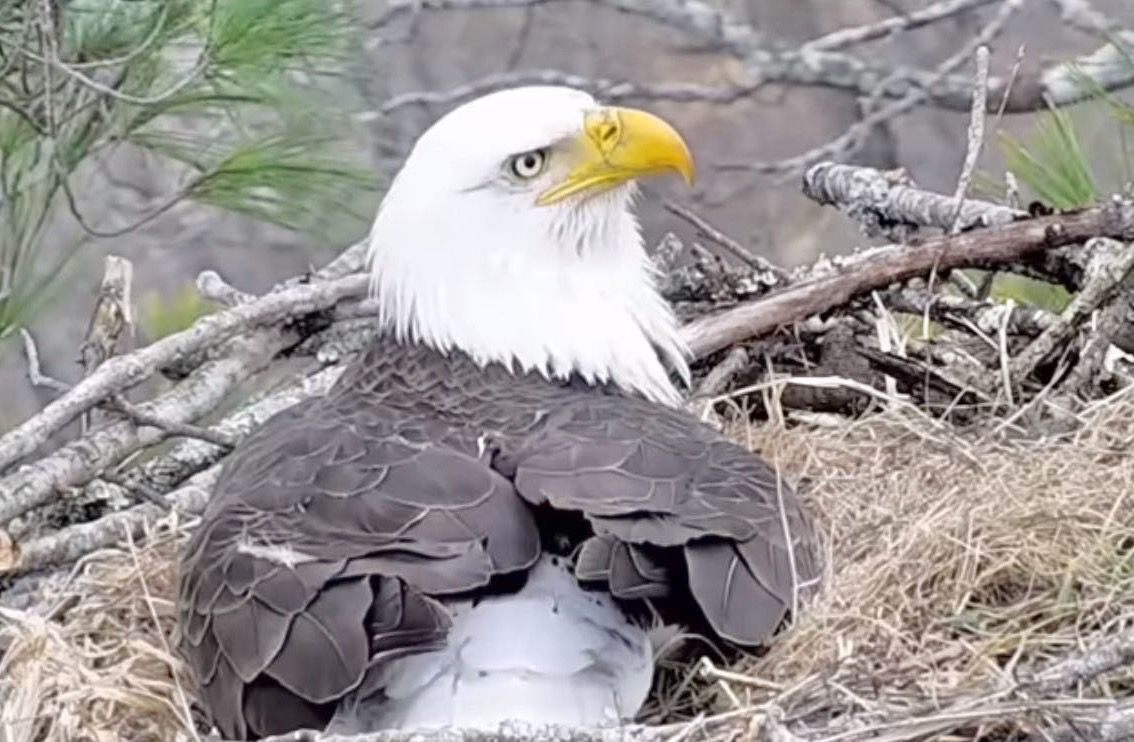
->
[0,364,345,575]
[680,201,1134,360]
[107,395,235,449]
[0,272,367,473]
[18,328,71,394]
[663,200,786,281]
[948,45,991,234]
[802,162,1023,234]
[1008,237,1134,386]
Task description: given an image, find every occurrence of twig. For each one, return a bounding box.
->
[926,44,992,332]
[106,395,235,450]
[949,45,991,235]
[803,0,1001,52]
[0,272,367,473]
[663,200,787,280]
[680,200,1134,360]
[18,328,71,394]
[1009,237,1134,387]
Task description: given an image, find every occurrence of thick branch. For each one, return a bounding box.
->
[0,467,217,575]
[0,364,346,575]
[802,162,1023,235]
[681,201,1134,359]
[0,273,366,473]
[0,339,274,526]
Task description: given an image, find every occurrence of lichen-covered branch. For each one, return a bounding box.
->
[0,364,347,576]
[0,340,275,528]
[802,162,1023,236]
[0,273,368,474]
[1009,237,1134,387]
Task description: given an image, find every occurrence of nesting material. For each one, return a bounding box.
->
[3,388,1134,741]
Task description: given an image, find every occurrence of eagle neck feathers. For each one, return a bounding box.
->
[367,185,690,406]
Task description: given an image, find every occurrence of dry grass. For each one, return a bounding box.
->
[0,520,198,742]
[3,388,1134,741]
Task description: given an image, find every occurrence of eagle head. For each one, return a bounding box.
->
[366,86,696,405]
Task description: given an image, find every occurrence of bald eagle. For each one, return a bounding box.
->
[177,86,820,740]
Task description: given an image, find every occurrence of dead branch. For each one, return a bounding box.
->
[802,162,1023,236]
[1009,237,1134,387]
[79,255,134,376]
[372,0,1134,116]
[681,200,1134,359]
[107,395,235,450]
[18,328,71,394]
[0,270,366,473]
[248,722,675,742]
[803,0,1001,52]
[0,363,345,576]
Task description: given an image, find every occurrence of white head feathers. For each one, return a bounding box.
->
[366,86,693,406]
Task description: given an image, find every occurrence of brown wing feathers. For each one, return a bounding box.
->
[507,392,818,645]
[177,343,819,738]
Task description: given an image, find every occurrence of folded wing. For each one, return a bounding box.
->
[506,392,820,645]
[178,396,539,739]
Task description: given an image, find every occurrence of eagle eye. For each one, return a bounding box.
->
[508,148,548,180]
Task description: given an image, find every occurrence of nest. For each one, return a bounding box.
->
[3,386,1133,742]
[4,162,1134,741]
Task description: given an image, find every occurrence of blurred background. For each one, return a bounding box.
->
[0,0,1131,428]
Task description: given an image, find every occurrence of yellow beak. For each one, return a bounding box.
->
[536,107,695,206]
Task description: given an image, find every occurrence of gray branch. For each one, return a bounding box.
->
[0,269,367,473]
[802,162,1023,236]
[373,0,1134,116]
[0,364,346,575]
